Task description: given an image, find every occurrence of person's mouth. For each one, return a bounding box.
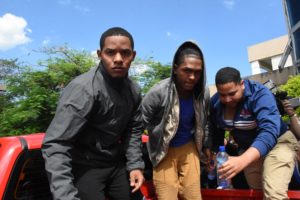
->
[185,82,194,88]
[112,66,125,72]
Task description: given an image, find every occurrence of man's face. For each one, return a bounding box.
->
[97,35,136,78]
[174,56,202,93]
[216,81,245,108]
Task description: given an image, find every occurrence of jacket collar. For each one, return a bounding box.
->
[98,62,127,91]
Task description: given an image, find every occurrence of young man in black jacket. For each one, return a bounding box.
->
[42,27,144,200]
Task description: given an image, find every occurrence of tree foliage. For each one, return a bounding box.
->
[132,59,171,94]
[0,58,19,81]
[280,74,300,118]
[0,45,96,136]
[280,75,300,98]
[0,44,172,136]
[0,59,20,115]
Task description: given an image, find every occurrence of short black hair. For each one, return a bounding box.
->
[215,66,241,85]
[99,27,134,50]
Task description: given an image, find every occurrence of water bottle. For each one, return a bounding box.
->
[216,145,231,189]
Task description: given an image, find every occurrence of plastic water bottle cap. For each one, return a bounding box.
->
[219,146,225,152]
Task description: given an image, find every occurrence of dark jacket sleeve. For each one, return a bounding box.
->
[209,94,224,152]
[124,83,145,171]
[202,87,212,148]
[125,99,145,171]
[42,80,94,200]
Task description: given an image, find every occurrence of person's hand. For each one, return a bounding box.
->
[217,156,246,180]
[203,148,216,171]
[129,169,144,193]
[282,99,295,117]
[203,148,211,163]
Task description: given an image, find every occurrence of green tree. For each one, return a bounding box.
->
[0,59,21,115]
[0,58,19,81]
[0,94,11,114]
[0,45,171,136]
[132,58,171,94]
[280,74,300,118]
[0,45,96,136]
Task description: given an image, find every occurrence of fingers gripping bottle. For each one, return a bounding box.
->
[216,146,231,189]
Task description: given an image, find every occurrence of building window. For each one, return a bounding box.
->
[285,0,300,66]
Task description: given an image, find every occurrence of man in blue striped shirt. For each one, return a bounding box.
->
[209,67,298,200]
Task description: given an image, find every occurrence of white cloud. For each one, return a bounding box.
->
[58,0,90,14]
[91,50,97,57]
[42,39,51,45]
[57,0,71,5]
[74,5,90,14]
[129,63,149,76]
[0,13,32,51]
[27,28,32,33]
[223,0,236,10]
[166,31,178,41]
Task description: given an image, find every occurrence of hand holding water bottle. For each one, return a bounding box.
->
[216,146,232,189]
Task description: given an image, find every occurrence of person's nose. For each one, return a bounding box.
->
[189,72,195,80]
[223,96,232,103]
[114,52,123,63]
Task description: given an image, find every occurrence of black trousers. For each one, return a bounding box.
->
[73,162,130,200]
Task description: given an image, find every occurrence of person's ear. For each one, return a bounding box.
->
[240,80,245,89]
[174,64,178,74]
[97,50,101,59]
[131,50,136,61]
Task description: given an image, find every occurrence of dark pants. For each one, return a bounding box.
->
[73,162,130,200]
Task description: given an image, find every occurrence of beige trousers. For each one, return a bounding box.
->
[241,131,298,200]
[153,141,202,200]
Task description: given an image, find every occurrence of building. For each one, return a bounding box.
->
[248,35,293,75]
[246,35,299,86]
[283,0,300,68]
[208,35,297,97]
[245,0,300,85]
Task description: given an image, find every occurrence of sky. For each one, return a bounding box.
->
[0,0,288,85]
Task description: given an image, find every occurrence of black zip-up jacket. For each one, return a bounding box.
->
[42,63,144,200]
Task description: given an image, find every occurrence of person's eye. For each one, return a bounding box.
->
[121,50,133,58]
[184,68,192,73]
[105,49,116,57]
[228,92,236,96]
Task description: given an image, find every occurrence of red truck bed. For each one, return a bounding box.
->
[202,189,300,200]
[140,180,300,200]
[0,133,51,200]
[1,133,300,200]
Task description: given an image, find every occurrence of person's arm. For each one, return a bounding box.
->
[282,99,300,139]
[250,88,282,157]
[289,114,300,140]
[218,86,280,180]
[124,91,145,192]
[207,94,224,152]
[141,83,165,134]
[219,147,260,180]
[202,87,211,150]
[42,81,93,200]
[204,94,224,170]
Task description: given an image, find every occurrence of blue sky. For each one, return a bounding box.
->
[0,0,288,84]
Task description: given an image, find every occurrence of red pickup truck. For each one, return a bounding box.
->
[1,133,300,200]
[0,133,51,199]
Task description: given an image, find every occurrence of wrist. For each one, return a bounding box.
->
[289,113,297,118]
